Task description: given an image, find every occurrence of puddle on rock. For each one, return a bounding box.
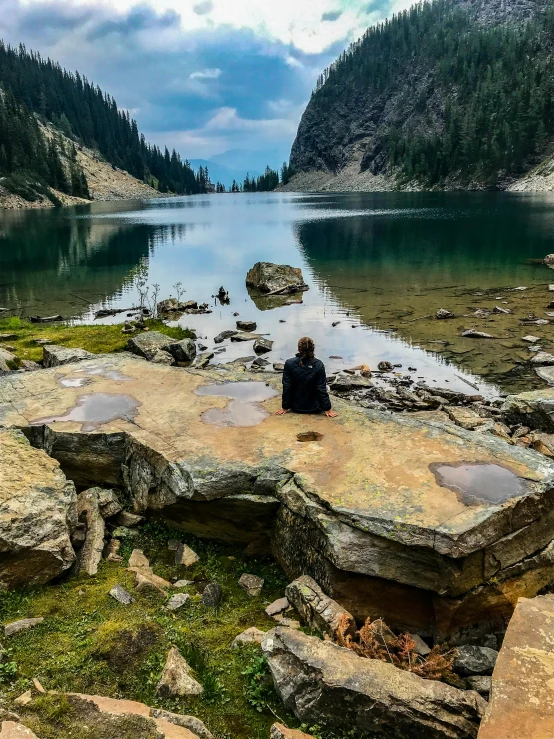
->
[31,392,140,432]
[196,381,278,428]
[72,362,133,381]
[59,377,91,388]
[430,461,527,506]
[297,431,324,442]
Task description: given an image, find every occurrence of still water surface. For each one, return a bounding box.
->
[2,191,554,395]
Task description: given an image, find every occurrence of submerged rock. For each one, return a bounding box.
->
[253,338,273,354]
[236,320,257,331]
[0,429,76,589]
[263,627,486,739]
[246,262,308,295]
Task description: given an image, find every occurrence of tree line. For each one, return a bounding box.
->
[0,41,204,197]
[310,0,554,187]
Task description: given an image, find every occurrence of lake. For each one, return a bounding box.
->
[2,190,554,396]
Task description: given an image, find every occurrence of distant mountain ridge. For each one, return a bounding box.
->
[285,0,554,192]
[188,158,258,189]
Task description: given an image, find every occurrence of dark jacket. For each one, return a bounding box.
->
[282,354,332,414]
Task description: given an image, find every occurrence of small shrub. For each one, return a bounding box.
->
[334,614,456,682]
[242,654,275,712]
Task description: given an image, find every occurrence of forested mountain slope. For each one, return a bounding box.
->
[286,0,554,192]
[0,43,207,206]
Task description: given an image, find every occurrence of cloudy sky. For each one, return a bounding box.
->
[0,0,413,168]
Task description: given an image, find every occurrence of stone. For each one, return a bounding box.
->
[164,339,197,364]
[150,709,214,739]
[128,549,150,570]
[410,633,431,656]
[246,262,308,294]
[127,331,172,360]
[474,420,512,442]
[156,647,203,697]
[467,676,491,696]
[174,580,194,588]
[252,357,270,368]
[530,351,554,365]
[214,330,237,343]
[8,354,554,640]
[544,254,554,266]
[96,488,122,518]
[166,593,190,611]
[501,388,554,432]
[0,722,39,738]
[103,538,122,561]
[263,627,486,739]
[529,431,554,457]
[285,575,355,637]
[151,349,175,365]
[4,618,44,638]
[446,407,489,430]
[478,594,554,739]
[238,573,264,596]
[231,627,267,648]
[175,543,200,567]
[112,526,139,539]
[453,645,498,676]
[265,597,290,617]
[236,320,257,331]
[42,344,93,368]
[377,361,394,372]
[436,308,454,319]
[0,347,17,372]
[168,539,181,551]
[201,583,222,608]
[461,330,495,339]
[273,362,285,372]
[13,692,33,708]
[535,365,554,385]
[271,724,316,739]
[331,373,373,391]
[491,306,512,314]
[273,614,301,629]
[65,694,204,738]
[193,352,214,369]
[109,584,135,605]
[32,678,45,694]
[19,360,40,372]
[135,572,171,594]
[253,338,273,354]
[75,488,105,576]
[115,511,144,528]
[231,331,263,342]
[0,429,76,589]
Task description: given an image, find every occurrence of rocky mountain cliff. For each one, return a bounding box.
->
[286,0,554,192]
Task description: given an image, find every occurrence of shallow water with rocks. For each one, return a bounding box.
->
[4,191,554,395]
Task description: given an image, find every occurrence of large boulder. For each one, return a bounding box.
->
[43,345,93,368]
[501,388,554,432]
[246,262,308,295]
[478,594,554,739]
[127,331,172,360]
[262,628,486,739]
[0,429,77,588]
[164,339,197,364]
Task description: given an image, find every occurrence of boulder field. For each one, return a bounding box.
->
[3,354,554,638]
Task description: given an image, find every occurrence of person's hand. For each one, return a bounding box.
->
[275,408,290,416]
[325,410,338,418]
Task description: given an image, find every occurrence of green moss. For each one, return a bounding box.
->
[0,317,194,364]
[0,523,294,739]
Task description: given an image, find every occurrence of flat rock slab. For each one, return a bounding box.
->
[478,594,554,739]
[1,355,552,554]
[3,355,554,634]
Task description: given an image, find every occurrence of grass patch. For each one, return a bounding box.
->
[0,522,295,739]
[0,316,194,364]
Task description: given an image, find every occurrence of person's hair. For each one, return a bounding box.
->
[298,336,315,366]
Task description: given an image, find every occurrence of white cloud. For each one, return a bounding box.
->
[189,67,222,80]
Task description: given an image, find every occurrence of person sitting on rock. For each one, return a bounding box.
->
[276,336,338,417]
